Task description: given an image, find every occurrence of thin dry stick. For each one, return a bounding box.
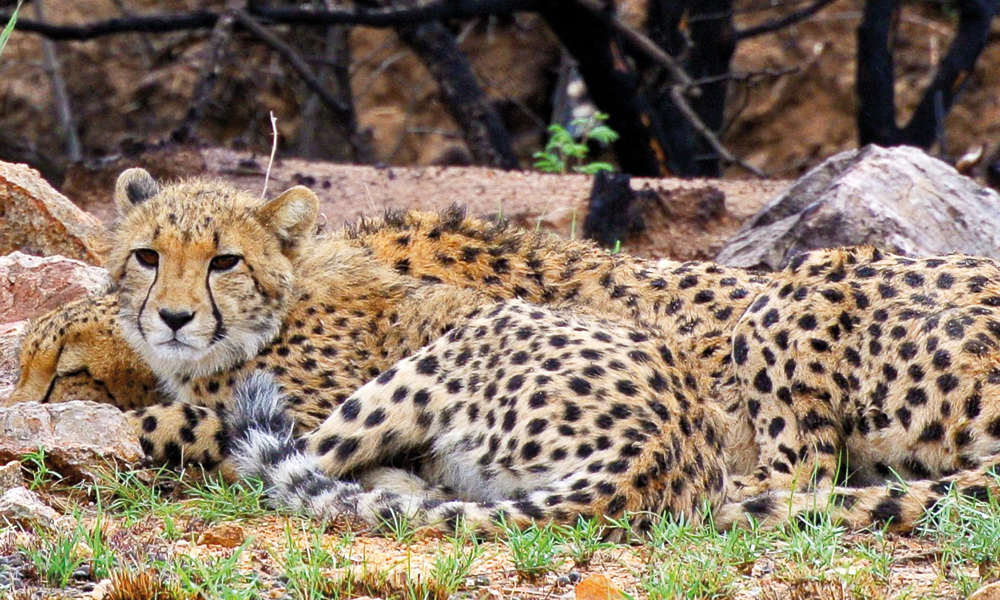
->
[32,0,81,162]
[172,10,236,143]
[233,11,370,161]
[262,111,278,198]
[669,86,766,178]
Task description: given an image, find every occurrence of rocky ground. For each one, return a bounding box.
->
[3,151,1000,598]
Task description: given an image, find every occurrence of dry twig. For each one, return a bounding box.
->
[233,10,370,161]
[172,10,236,143]
[32,0,80,162]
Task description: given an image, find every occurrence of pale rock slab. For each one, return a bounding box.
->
[717,145,1000,270]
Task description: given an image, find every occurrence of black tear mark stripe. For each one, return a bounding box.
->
[137,262,159,341]
[206,269,226,343]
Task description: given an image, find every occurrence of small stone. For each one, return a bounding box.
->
[88,578,113,600]
[0,460,23,493]
[971,581,1000,600]
[197,522,246,548]
[0,487,59,528]
[0,401,143,482]
[72,565,91,580]
[568,571,581,583]
[556,575,571,586]
[575,574,626,600]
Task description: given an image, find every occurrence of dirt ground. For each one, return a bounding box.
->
[3,485,978,600]
[57,145,789,262]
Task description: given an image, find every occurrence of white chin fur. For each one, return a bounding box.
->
[121,318,277,382]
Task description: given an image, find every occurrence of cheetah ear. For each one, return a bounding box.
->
[257,186,319,250]
[114,168,160,215]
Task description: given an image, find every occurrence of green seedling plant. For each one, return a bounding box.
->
[0,0,22,61]
[560,516,611,567]
[279,525,350,600]
[21,446,63,490]
[534,112,619,175]
[499,518,564,581]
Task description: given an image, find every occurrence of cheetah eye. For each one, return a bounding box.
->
[133,249,159,268]
[209,254,241,271]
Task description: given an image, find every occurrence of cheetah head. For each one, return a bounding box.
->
[107,168,319,380]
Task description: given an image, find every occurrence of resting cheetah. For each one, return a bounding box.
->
[13,168,1000,535]
[232,243,1000,534]
[10,169,755,535]
[233,300,731,534]
[715,246,1000,530]
[12,192,765,477]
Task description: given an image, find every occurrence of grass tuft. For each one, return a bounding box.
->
[0,0,23,61]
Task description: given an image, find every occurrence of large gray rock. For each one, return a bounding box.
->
[716,145,1000,270]
[0,401,142,481]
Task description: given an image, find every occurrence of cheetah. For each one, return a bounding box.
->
[232,300,731,535]
[713,246,1000,530]
[230,243,1000,535]
[12,190,766,476]
[14,168,1000,536]
[10,168,752,535]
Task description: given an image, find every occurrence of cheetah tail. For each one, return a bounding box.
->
[713,463,1000,533]
[228,373,549,535]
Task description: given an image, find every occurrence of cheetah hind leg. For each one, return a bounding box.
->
[125,402,235,478]
[357,467,453,501]
[229,373,631,537]
[715,453,1000,534]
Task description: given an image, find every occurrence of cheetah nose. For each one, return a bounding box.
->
[159,308,195,331]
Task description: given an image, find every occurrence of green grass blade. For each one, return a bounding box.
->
[0,0,24,62]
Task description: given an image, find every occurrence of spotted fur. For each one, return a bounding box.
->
[14,168,1000,536]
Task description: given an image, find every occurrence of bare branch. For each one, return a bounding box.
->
[233,10,373,162]
[172,11,236,143]
[32,0,80,161]
[735,0,836,41]
[1,10,220,40]
[391,6,520,169]
[0,0,538,41]
[567,0,766,177]
[569,0,695,90]
[669,86,765,178]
